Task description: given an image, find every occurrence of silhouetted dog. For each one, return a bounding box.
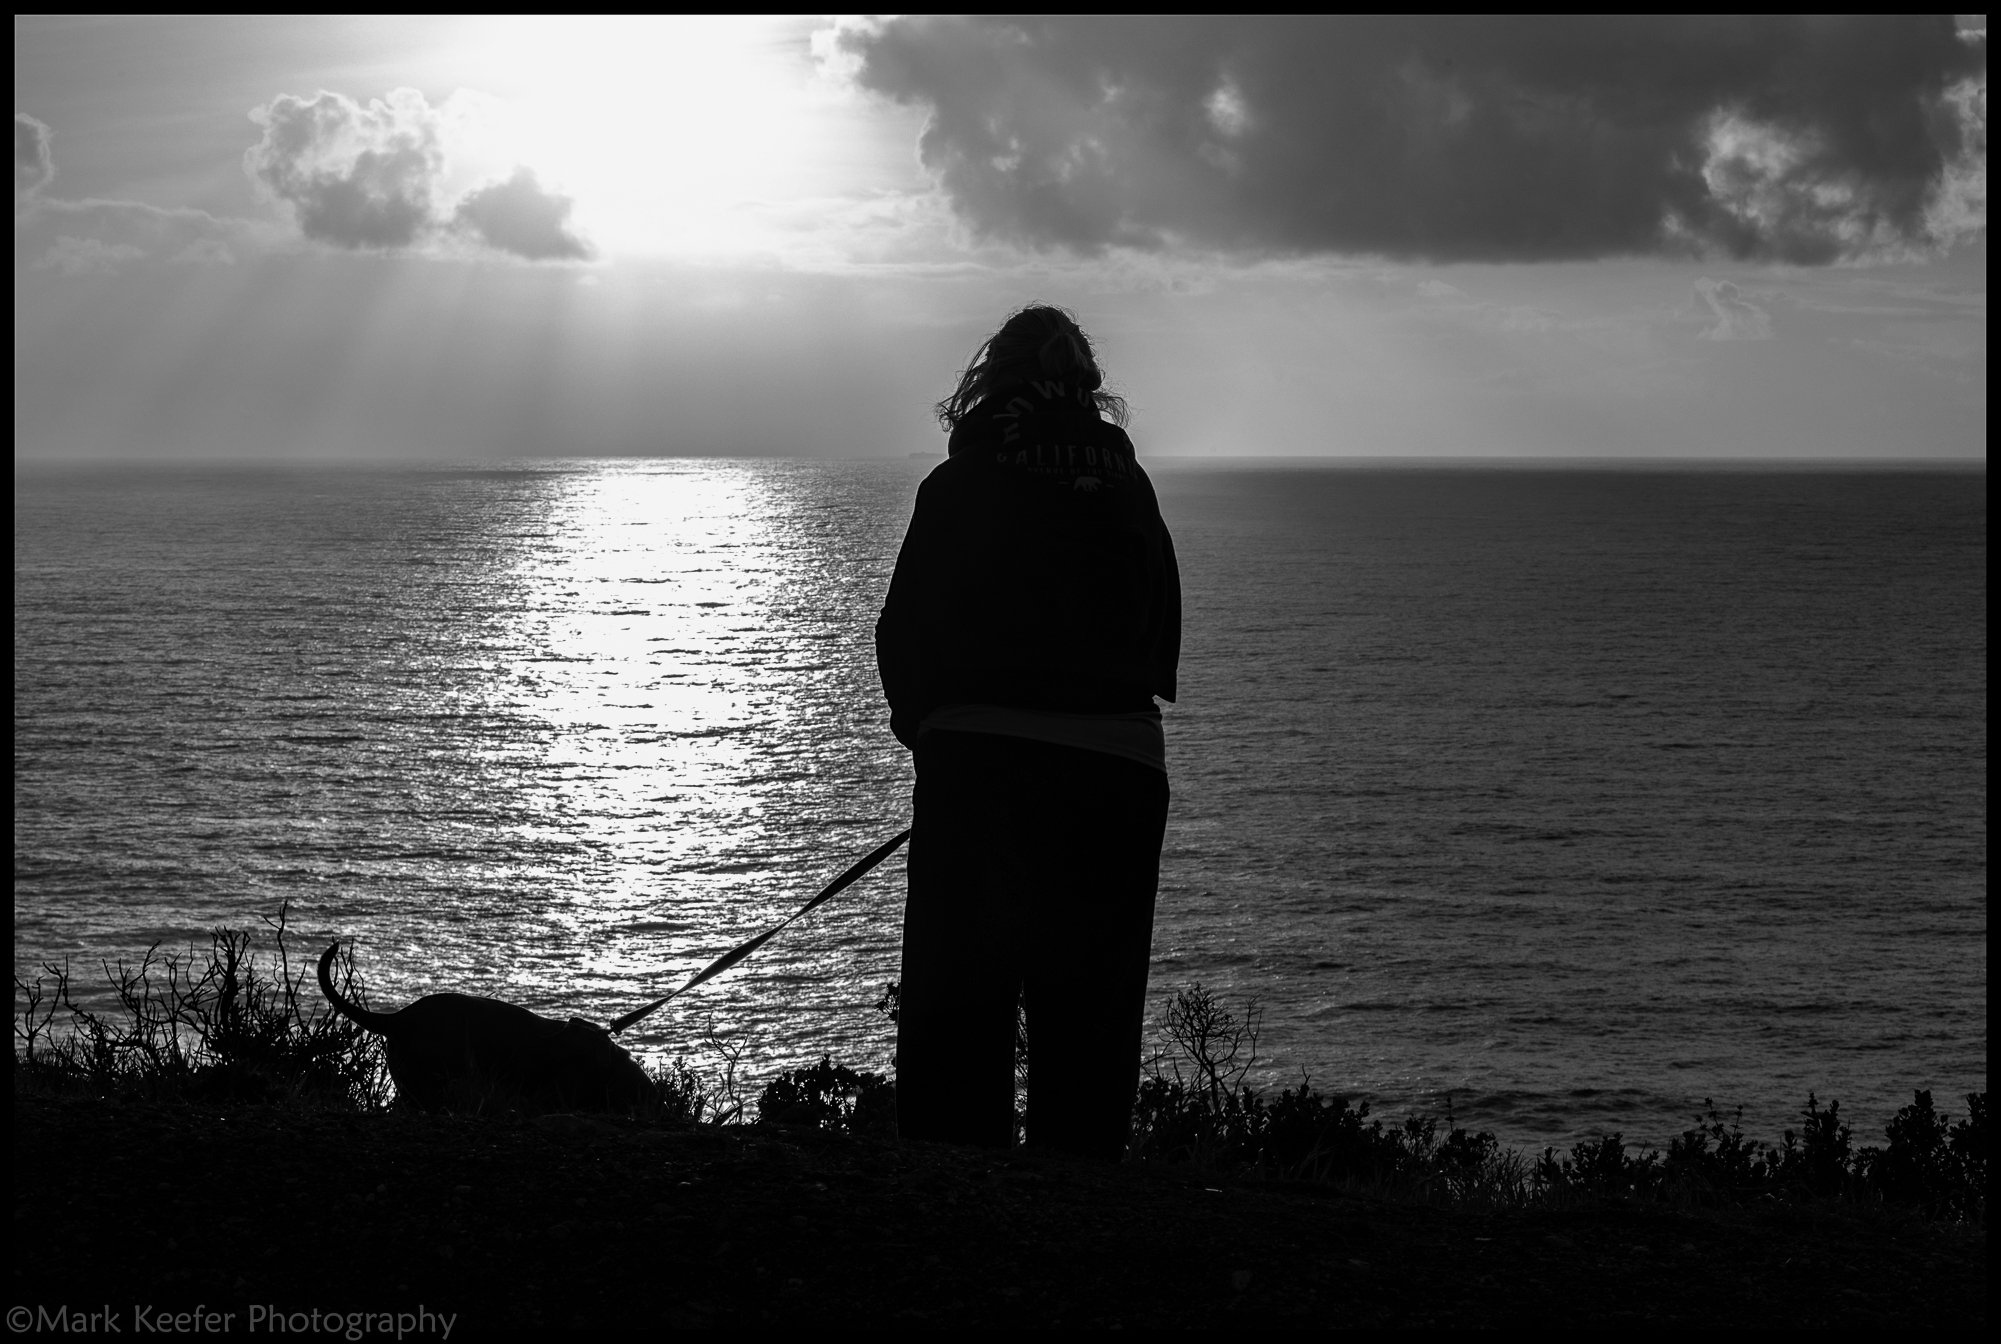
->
[317,943,654,1112]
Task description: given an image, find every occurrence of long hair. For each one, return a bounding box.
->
[934,303,1130,432]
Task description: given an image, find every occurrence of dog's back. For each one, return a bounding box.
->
[317,943,654,1111]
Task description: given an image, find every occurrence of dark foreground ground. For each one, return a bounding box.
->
[11,1092,1985,1334]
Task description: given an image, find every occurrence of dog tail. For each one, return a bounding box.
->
[317,942,399,1034]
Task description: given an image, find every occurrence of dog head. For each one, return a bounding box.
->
[532,1017,657,1110]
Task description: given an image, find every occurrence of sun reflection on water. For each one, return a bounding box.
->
[499,462,774,840]
[464,459,919,1074]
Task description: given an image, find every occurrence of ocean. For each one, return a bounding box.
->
[12,457,1987,1152]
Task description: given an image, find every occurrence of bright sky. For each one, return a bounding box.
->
[12,15,1988,461]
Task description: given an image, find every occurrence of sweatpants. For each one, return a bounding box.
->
[895,728,1169,1159]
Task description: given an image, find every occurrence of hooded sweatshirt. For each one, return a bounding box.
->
[874,378,1182,752]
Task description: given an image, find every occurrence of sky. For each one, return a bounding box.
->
[12,14,1988,462]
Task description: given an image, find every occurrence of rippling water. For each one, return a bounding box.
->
[13,458,1987,1150]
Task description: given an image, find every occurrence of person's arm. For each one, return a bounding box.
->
[876,474,947,749]
[1153,520,1182,705]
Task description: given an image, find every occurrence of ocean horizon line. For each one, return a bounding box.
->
[13,452,1988,474]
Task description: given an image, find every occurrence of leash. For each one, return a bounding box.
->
[609,827,911,1034]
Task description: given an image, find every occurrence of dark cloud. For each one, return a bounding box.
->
[16,112,54,200]
[244,88,592,262]
[245,89,443,250]
[452,167,593,261]
[837,15,1987,263]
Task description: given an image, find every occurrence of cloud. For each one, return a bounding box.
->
[169,238,237,266]
[15,112,54,200]
[452,167,592,261]
[33,235,144,276]
[1692,277,1773,340]
[15,194,262,278]
[245,88,443,249]
[1923,74,1987,245]
[15,116,263,275]
[18,98,585,274]
[1499,305,1559,334]
[833,15,1987,264]
[244,88,593,262]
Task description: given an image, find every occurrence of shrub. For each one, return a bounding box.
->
[1945,1092,1987,1210]
[1261,1084,1401,1182]
[649,1056,737,1125]
[1536,1133,1667,1202]
[14,904,387,1109]
[16,925,1988,1228]
[1766,1092,1856,1200]
[1529,1090,1989,1225]
[1126,985,1529,1203]
[1661,1100,1779,1204]
[1129,983,1265,1168]
[756,1055,895,1136]
[1854,1089,1987,1224]
[1122,991,1985,1223]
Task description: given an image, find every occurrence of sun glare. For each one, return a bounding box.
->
[452,16,835,257]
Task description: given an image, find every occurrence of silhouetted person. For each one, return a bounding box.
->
[877,303,1181,1159]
